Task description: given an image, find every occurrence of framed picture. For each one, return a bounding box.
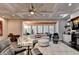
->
[0,21,3,36]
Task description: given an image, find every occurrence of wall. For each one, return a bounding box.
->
[0,18,67,41]
[55,21,59,33]
[58,20,67,40]
[8,20,22,35]
[0,17,8,40]
[0,19,23,41]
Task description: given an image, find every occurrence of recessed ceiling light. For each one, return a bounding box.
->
[68,3,72,6]
[12,14,15,16]
[2,16,5,18]
[2,16,8,19]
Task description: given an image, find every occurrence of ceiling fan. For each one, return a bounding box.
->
[27,4,45,16]
[15,4,53,16]
[28,4,36,15]
[18,4,39,15]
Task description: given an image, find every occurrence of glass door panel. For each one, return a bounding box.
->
[27,25,31,34]
[43,25,48,34]
[32,26,37,34]
[38,25,43,33]
[49,25,54,34]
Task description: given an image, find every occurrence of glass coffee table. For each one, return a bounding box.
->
[19,41,33,55]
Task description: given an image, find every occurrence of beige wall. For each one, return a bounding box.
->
[0,18,67,41]
[8,20,22,35]
[0,19,23,40]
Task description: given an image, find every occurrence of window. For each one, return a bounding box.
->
[43,25,48,34]
[23,25,55,35]
[38,25,43,33]
[49,25,54,34]
[32,26,37,34]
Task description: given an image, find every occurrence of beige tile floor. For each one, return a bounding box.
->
[11,41,79,55]
[34,42,79,55]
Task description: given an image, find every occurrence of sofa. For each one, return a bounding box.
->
[0,38,26,55]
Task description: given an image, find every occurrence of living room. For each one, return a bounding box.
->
[0,3,79,55]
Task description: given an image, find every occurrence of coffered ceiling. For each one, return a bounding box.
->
[0,3,79,20]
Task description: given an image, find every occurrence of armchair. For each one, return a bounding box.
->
[52,33,59,44]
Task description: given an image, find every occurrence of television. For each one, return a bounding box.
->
[71,16,79,30]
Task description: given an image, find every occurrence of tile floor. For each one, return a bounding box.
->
[11,41,79,55]
[34,41,79,55]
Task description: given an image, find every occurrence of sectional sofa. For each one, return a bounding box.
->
[0,38,26,55]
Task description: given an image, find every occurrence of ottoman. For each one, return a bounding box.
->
[38,39,49,47]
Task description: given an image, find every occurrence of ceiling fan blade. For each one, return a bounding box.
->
[33,13,37,16]
[14,11,28,14]
[34,11,43,16]
[30,4,36,11]
[31,4,34,9]
[37,11,54,13]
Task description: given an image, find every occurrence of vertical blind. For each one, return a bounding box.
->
[32,26,37,34]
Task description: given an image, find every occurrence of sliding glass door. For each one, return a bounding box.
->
[26,25,31,34]
[23,25,55,35]
[32,26,37,34]
[49,25,54,34]
[37,25,43,33]
[43,25,48,34]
